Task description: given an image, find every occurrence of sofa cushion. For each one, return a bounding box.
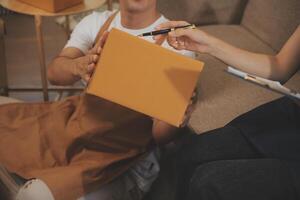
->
[189,25,281,133]
[0,96,21,105]
[158,0,248,25]
[241,0,300,51]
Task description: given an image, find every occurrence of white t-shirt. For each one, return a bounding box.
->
[65,10,195,58]
[64,10,195,196]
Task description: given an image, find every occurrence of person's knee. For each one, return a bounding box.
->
[185,159,298,200]
[175,126,238,166]
[186,161,227,200]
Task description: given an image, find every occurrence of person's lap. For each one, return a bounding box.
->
[228,97,300,160]
[176,97,300,200]
[0,98,159,200]
[15,167,145,200]
[14,153,159,200]
[175,126,262,199]
[186,159,298,200]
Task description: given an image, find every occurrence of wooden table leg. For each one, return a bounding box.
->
[34,15,49,101]
[0,19,8,96]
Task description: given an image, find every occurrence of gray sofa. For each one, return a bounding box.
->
[145,1,300,200]
[159,0,300,133]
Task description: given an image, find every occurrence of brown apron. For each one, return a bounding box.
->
[0,13,153,200]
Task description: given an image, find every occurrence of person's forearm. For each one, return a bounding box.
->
[47,57,80,86]
[206,36,284,81]
[160,22,298,83]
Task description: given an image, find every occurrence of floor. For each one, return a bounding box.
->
[2,1,121,103]
[2,13,69,102]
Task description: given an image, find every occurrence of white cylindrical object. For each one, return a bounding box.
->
[16,179,55,200]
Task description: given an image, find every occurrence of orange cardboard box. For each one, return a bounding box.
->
[86,29,204,127]
[18,0,83,12]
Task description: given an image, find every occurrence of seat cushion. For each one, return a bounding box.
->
[158,0,248,25]
[0,96,21,105]
[189,25,300,133]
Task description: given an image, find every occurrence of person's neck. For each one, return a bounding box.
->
[120,9,161,29]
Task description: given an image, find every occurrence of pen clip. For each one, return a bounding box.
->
[184,24,196,30]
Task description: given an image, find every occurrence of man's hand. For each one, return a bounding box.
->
[72,53,99,82]
[152,90,197,145]
[72,31,109,82]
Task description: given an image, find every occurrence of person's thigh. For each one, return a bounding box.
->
[15,174,142,200]
[186,159,299,200]
[177,126,261,165]
[228,97,300,160]
[229,97,300,130]
[175,126,262,199]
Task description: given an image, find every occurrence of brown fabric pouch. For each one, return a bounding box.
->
[0,12,153,200]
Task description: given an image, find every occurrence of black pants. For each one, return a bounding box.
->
[176,99,300,200]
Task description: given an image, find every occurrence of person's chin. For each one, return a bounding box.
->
[126,6,146,13]
[127,1,148,11]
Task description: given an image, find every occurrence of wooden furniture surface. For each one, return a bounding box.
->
[0,0,107,17]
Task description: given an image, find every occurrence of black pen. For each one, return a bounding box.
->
[138,24,196,37]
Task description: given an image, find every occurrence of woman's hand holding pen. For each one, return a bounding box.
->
[154,21,213,54]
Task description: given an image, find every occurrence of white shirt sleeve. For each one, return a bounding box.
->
[64,11,113,54]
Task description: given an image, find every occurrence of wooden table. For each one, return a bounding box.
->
[0,0,112,101]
